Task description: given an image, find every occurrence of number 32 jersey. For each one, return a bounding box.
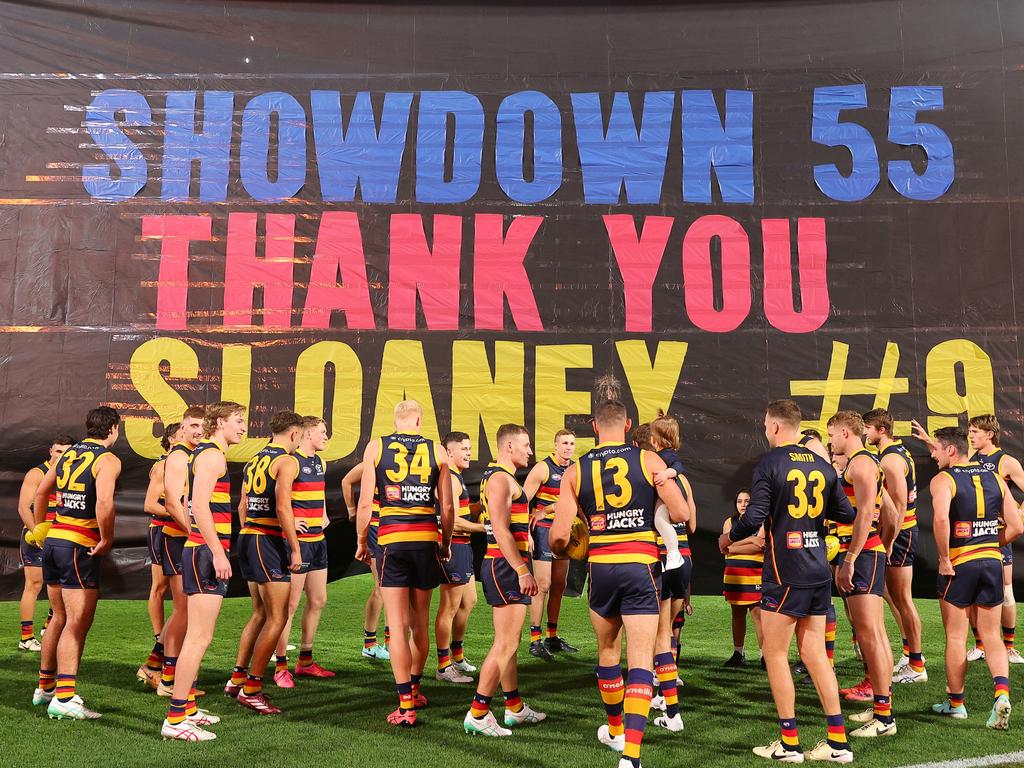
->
[730,443,856,587]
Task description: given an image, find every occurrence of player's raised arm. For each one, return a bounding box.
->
[910,418,938,452]
[548,463,579,558]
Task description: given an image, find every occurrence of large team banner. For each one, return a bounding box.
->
[1,0,1022,597]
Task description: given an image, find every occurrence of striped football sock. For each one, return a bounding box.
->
[1003,625,1016,651]
[38,667,56,693]
[185,689,198,716]
[55,673,76,703]
[530,625,542,644]
[949,691,965,708]
[20,620,33,641]
[243,674,263,696]
[146,640,164,673]
[364,629,376,650]
[451,640,465,663]
[622,668,654,767]
[275,655,288,673]
[166,697,188,725]
[873,693,893,724]
[994,676,1010,700]
[546,622,558,639]
[161,657,177,688]
[397,681,414,712]
[825,713,847,750]
[654,651,679,718]
[595,664,625,738]
[779,717,800,753]
[437,647,452,672]
[229,665,247,687]
[504,688,524,713]
[298,648,313,667]
[470,691,490,718]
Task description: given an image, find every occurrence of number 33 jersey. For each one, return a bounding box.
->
[732,443,856,587]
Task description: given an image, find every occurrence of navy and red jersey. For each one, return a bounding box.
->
[240,443,291,537]
[450,468,473,544]
[374,432,441,549]
[576,442,658,565]
[48,439,111,548]
[150,454,167,528]
[730,443,856,587]
[161,443,193,539]
[33,460,58,523]
[481,463,529,559]
[838,448,886,555]
[293,451,326,542]
[939,462,1006,566]
[186,441,232,552]
[533,455,570,526]
[880,440,917,531]
[656,447,691,555]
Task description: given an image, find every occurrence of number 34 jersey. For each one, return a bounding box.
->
[731,443,856,587]
[374,432,442,549]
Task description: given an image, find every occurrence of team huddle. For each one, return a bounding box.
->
[11,393,1024,766]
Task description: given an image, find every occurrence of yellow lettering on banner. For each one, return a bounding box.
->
[451,341,525,457]
[535,344,594,456]
[926,339,994,434]
[616,340,688,422]
[220,344,267,461]
[294,341,362,461]
[371,340,440,441]
[126,338,199,459]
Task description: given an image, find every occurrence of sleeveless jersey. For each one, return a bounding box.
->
[723,511,765,603]
[576,443,658,565]
[730,443,855,587]
[375,433,441,549]
[33,460,58,523]
[940,463,1005,566]
[450,468,472,544]
[838,448,886,554]
[971,448,1010,483]
[150,454,167,528]
[481,463,530,560]
[293,451,326,542]
[161,443,193,538]
[239,443,290,537]
[186,441,232,551]
[655,476,691,559]
[48,439,111,547]
[534,455,570,526]
[880,440,917,531]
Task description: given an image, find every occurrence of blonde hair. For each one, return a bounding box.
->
[203,401,246,438]
[302,415,326,431]
[827,410,864,436]
[554,429,575,443]
[650,410,680,451]
[394,400,423,420]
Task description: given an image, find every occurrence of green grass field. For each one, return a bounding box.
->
[0,576,1020,768]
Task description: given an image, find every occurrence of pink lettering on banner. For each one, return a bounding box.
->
[388,214,461,330]
[681,214,751,333]
[761,218,830,333]
[604,215,673,333]
[301,211,376,329]
[473,214,544,331]
[224,213,295,328]
[144,215,213,330]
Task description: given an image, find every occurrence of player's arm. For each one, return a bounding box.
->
[877,487,900,550]
[18,467,44,533]
[143,460,169,518]
[32,462,59,530]
[837,454,878,591]
[452,474,484,534]
[238,490,248,528]
[646,451,687,524]
[435,445,455,557]
[995,475,1024,546]
[724,461,771,547]
[653,450,685,485]
[274,456,303,571]
[523,461,548,525]
[879,452,908,530]
[190,450,231,578]
[162,450,190,532]
[354,442,380,563]
[549,464,579,558]
[999,454,1024,493]
[487,472,537,595]
[90,454,121,557]
[930,472,955,575]
[342,462,362,523]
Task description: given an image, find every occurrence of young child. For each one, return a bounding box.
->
[648,412,687,571]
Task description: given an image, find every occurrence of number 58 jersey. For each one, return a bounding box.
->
[374,432,442,550]
[734,444,856,587]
